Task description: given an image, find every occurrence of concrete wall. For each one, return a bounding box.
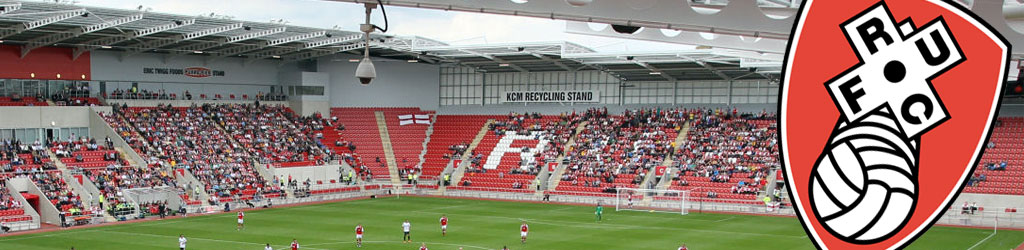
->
[273,165,345,184]
[8,177,61,226]
[91,51,295,101]
[0,106,110,129]
[90,51,284,85]
[954,193,1024,210]
[4,182,39,229]
[280,71,330,116]
[320,55,440,110]
[437,103,778,115]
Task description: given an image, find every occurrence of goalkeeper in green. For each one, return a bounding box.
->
[595,203,603,221]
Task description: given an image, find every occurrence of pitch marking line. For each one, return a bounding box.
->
[965,230,997,250]
[421,211,804,238]
[97,230,329,250]
[0,214,236,242]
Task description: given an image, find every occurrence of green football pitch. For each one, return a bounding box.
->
[0,196,1020,250]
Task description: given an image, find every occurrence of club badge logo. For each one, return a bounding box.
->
[779,0,1011,249]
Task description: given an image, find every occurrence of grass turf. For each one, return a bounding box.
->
[0,196,1019,250]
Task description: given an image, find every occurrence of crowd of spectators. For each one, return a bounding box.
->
[29,171,85,214]
[110,103,305,201]
[672,108,777,196]
[81,164,176,215]
[968,161,1006,187]
[107,87,286,101]
[560,108,679,192]
[0,139,56,173]
[212,104,329,165]
[0,187,21,211]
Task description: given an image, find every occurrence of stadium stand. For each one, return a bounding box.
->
[28,171,87,216]
[420,115,496,179]
[330,108,390,180]
[457,113,579,192]
[107,104,283,202]
[549,108,680,195]
[212,104,328,166]
[0,96,48,106]
[965,117,1024,195]
[81,165,177,216]
[669,109,778,203]
[380,108,433,180]
[51,137,122,169]
[0,139,55,173]
[0,177,30,223]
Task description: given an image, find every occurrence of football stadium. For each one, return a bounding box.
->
[0,0,1021,249]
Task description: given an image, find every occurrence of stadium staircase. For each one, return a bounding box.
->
[421,116,495,182]
[761,168,780,200]
[378,108,434,186]
[331,108,391,182]
[89,110,147,168]
[417,115,437,168]
[546,121,588,191]
[449,120,495,187]
[375,111,402,185]
[654,122,691,191]
[178,169,213,204]
[46,154,98,212]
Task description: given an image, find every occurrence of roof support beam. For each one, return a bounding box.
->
[0,9,87,39]
[21,14,143,57]
[459,49,527,72]
[72,19,195,60]
[0,3,22,15]
[528,52,573,71]
[302,33,362,50]
[167,27,285,56]
[372,39,441,64]
[122,23,243,56]
[213,31,326,58]
[281,42,364,62]
[680,55,732,81]
[635,61,676,81]
[241,33,361,63]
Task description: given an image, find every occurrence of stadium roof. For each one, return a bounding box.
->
[0,1,782,81]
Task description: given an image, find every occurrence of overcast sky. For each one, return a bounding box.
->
[51,0,694,52]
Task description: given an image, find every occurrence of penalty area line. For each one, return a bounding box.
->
[966,230,996,250]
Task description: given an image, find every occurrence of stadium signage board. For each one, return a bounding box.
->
[142,66,226,78]
[778,0,1010,249]
[500,90,599,103]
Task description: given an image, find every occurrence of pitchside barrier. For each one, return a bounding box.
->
[156,184,1024,230]
[936,206,1023,228]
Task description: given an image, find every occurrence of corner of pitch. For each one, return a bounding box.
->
[810,2,964,243]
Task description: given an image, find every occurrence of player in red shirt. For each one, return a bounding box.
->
[290,239,299,250]
[439,215,448,236]
[678,243,688,250]
[419,243,429,250]
[236,211,245,231]
[355,223,364,248]
[520,221,529,244]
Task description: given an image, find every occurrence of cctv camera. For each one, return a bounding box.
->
[355,58,376,85]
